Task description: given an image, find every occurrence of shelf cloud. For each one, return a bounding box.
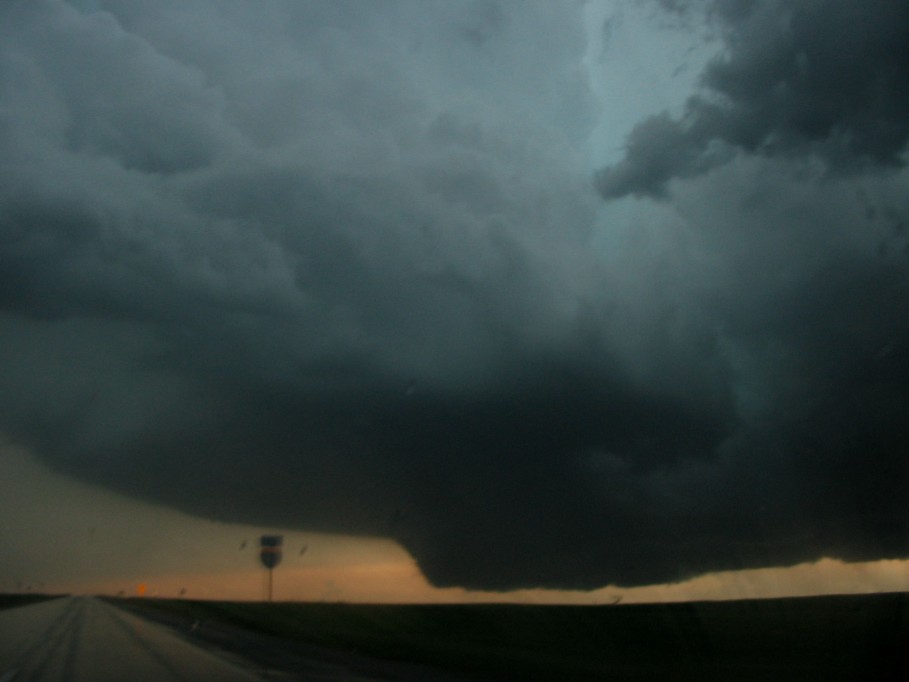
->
[2,0,908,590]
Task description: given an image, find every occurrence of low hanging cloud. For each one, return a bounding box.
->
[2,0,908,591]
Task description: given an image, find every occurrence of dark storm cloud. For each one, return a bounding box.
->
[595,0,909,199]
[2,0,909,592]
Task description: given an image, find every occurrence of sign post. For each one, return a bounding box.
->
[259,535,283,602]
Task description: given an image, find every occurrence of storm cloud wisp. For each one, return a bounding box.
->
[595,0,909,199]
[2,0,908,591]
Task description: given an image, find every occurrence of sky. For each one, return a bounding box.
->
[2,0,909,599]
[5,439,909,603]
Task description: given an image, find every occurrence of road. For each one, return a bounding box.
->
[0,597,483,682]
[0,596,267,681]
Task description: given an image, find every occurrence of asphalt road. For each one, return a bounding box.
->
[0,597,485,682]
[0,596,267,681]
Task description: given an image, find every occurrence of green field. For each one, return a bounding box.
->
[102,592,909,681]
[3,592,905,679]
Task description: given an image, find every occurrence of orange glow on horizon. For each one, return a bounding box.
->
[4,439,909,605]
[44,555,909,606]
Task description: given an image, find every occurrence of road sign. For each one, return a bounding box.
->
[259,535,283,601]
[259,535,283,569]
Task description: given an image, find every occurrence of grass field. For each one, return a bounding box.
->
[101,592,909,681]
[2,591,906,679]
[0,593,61,611]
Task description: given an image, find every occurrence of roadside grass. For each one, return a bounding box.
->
[110,593,909,681]
[0,593,63,611]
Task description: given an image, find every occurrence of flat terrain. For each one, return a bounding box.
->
[0,596,480,681]
[0,596,263,681]
[2,592,908,680]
